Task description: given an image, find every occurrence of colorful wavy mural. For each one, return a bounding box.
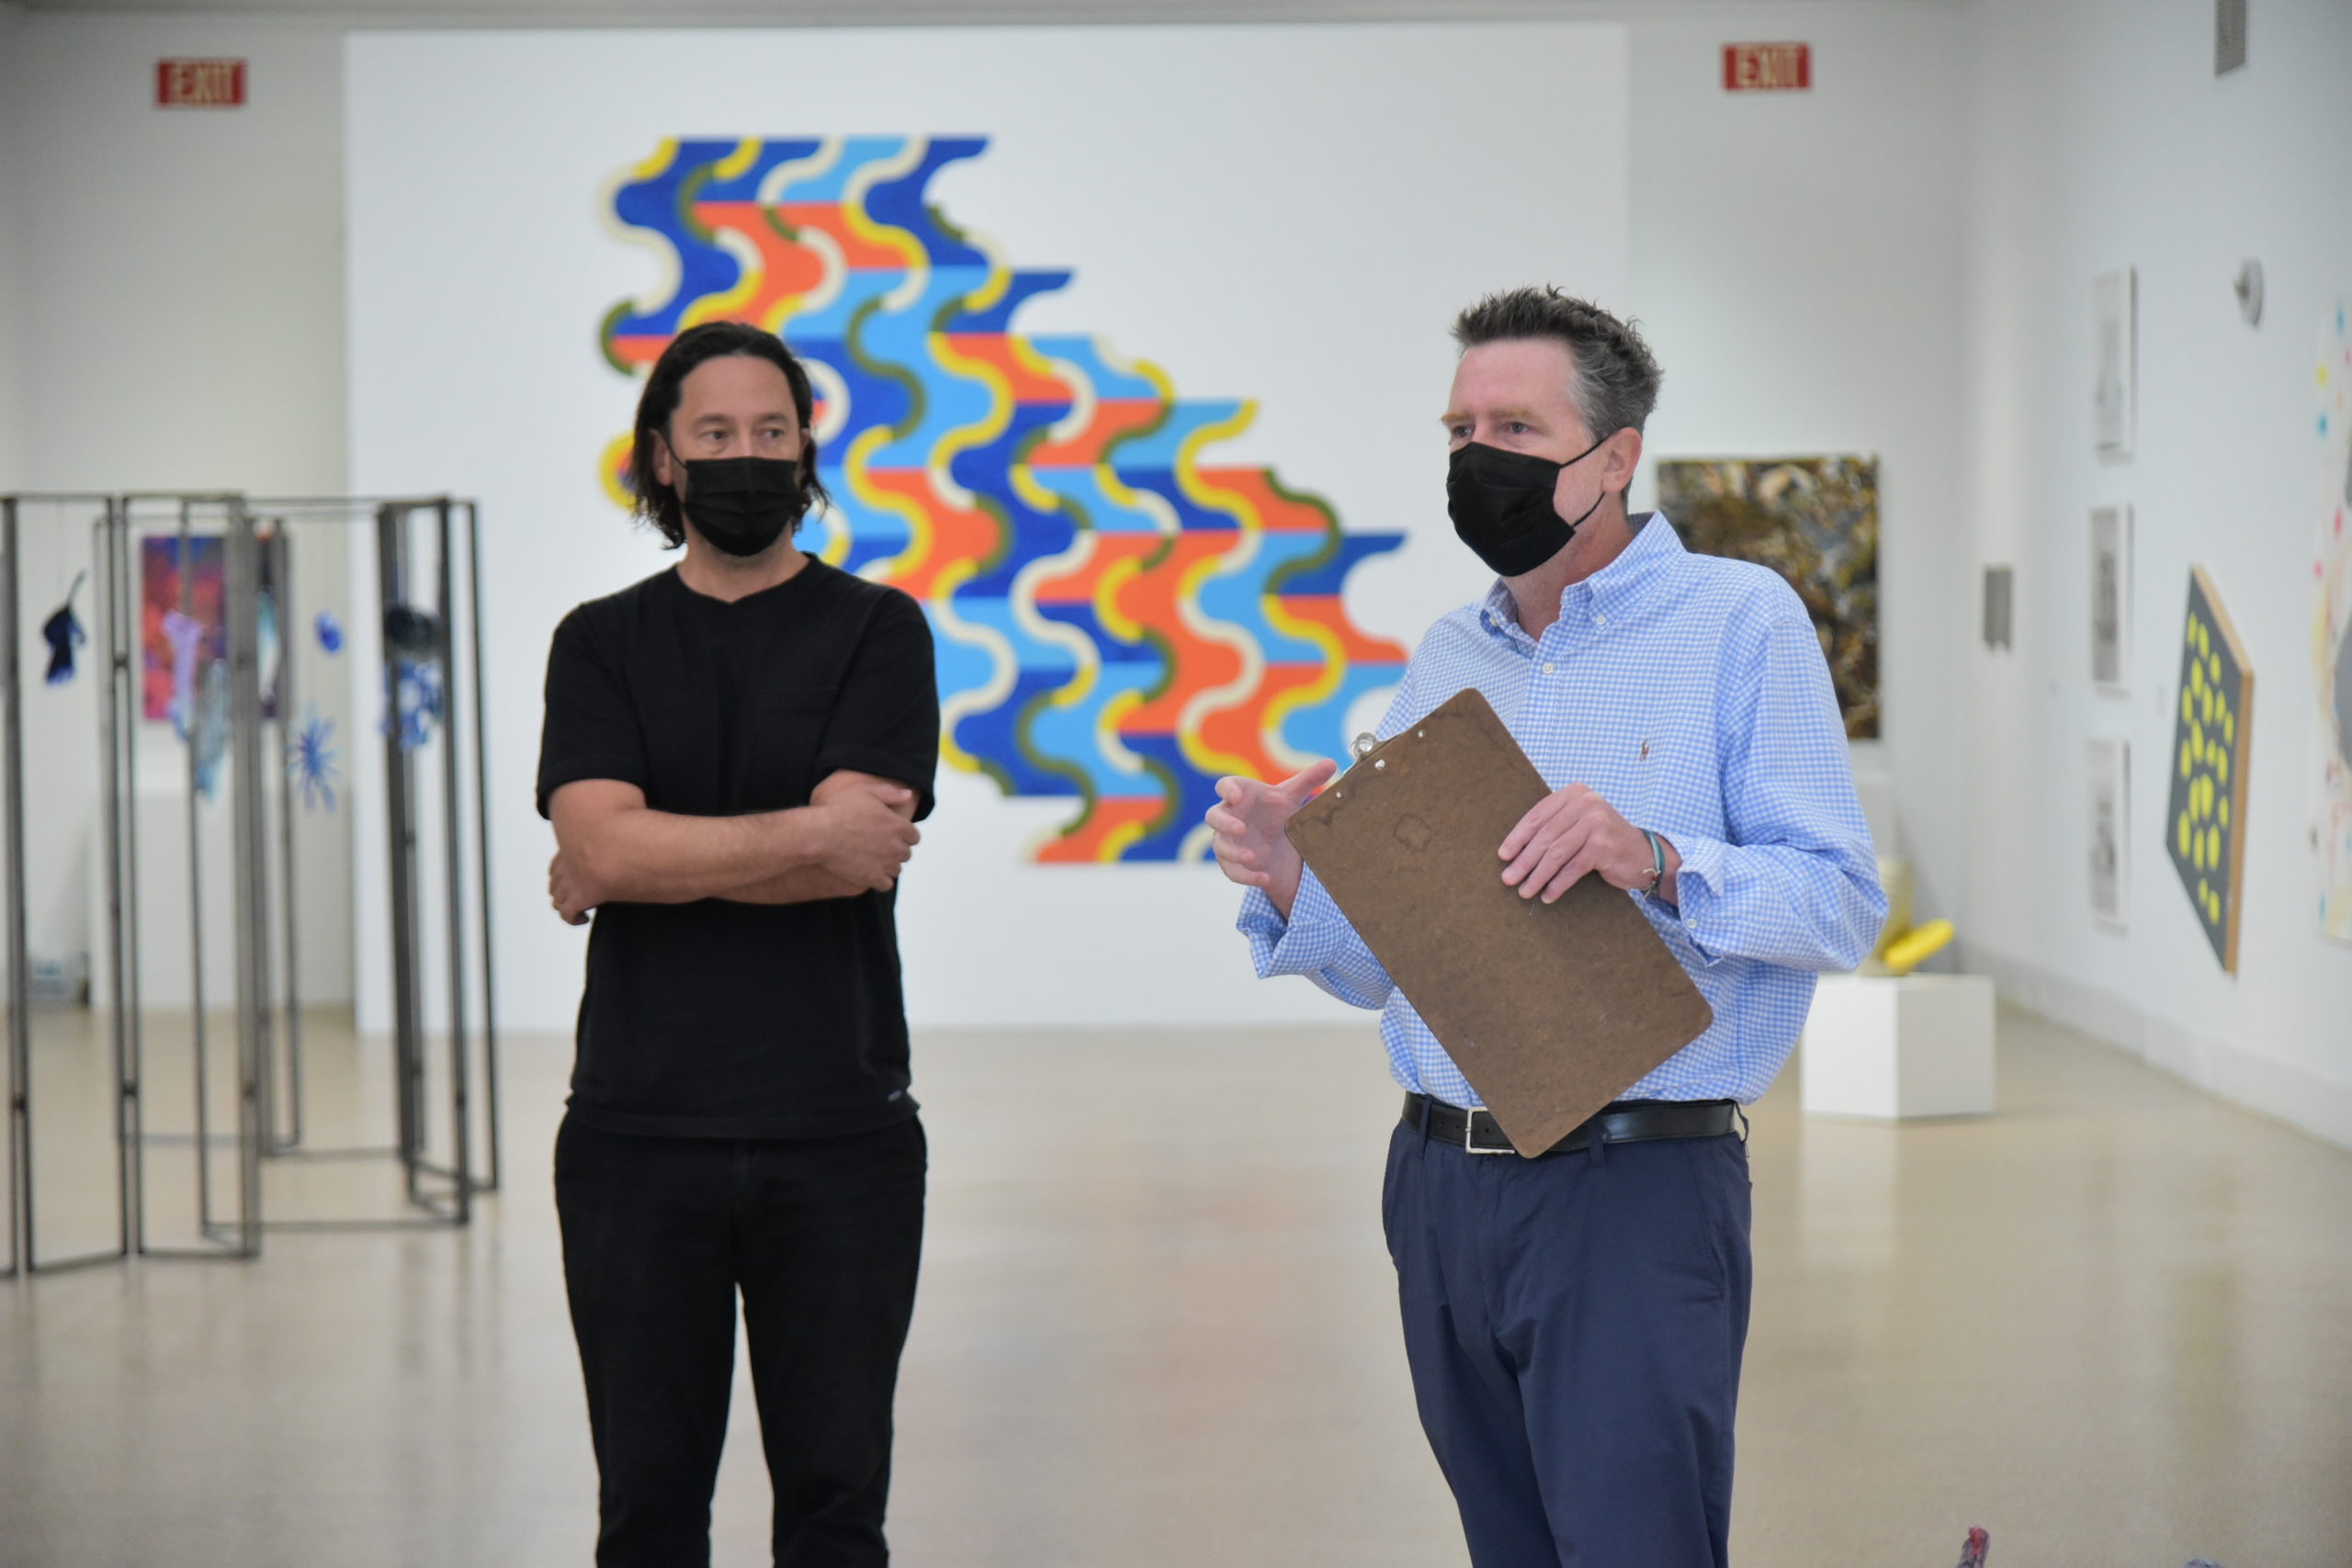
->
[597,136,1408,863]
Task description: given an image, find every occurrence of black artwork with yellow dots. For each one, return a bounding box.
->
[2165,568,2254,972]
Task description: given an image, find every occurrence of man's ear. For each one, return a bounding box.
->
[649,430,674,491]
[1604,427,1644,496]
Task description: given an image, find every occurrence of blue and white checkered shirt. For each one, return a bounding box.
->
[1238,513,1886,1107]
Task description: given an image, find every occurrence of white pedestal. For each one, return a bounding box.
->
[1800,974,1996,1121]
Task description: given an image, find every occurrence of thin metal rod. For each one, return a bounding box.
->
[96,502,140,1255]
[226,500,268,1257]
[114,502,149,1256]
[269,525,303,1152]
[242,494,455,511]
[466,502,501,1192]
[2,497,28,1277]
[177,500,214,1238]
[435,502,471,1223]
[376,505,425,1201]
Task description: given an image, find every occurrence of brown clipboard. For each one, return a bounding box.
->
[1283,687,1714,1156]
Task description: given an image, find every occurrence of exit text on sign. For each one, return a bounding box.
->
[1722,43,1811,92]
[156,59,246,108]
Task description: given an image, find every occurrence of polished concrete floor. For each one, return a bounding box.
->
[3,1005,2348,1566]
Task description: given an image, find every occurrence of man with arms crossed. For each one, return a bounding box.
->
[538,321,938,1566]
[1208,288,1883,1567]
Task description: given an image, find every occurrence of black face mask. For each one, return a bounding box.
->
[678,457,805,558]
[1446,435,1609,578]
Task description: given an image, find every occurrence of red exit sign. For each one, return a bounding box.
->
[156,59,246,108]
[1723,42,1811,92]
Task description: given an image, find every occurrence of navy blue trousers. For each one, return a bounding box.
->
[1383,1119,1753,1568]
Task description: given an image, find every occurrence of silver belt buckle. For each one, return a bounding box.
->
[1463,1108,1515,1156]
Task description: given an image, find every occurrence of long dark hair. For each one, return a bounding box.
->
[627,321,831,548]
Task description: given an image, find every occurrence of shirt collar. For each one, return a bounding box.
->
[1476,512,1687,643]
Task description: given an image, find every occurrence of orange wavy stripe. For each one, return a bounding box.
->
[1279,594,1411,664]
[1035,796,1162,863]
[1194,663,1325,782]
[1113,533,1247,733]
[863,469,1000,601]
[1028,400,1164,469]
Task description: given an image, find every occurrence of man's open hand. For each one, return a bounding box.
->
[1204,759,1339,919]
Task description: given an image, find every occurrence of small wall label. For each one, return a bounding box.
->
[1722,42,1811,92]
[156,60,247,108]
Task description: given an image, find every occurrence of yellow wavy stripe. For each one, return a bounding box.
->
[927,330,1015,498]
[928,557,1010,777]
[842,423,934,581]
[676,141,768,330]
[1261,594,1350,772]
[1094,550,1148,648]
[1172,399,1258,514]
[597,434,637,513]
[597,139,687,331]
[1172,532,1263,780]
[840,142,931,276]
[1172,419,1274,777]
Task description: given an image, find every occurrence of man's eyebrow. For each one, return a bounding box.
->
[1437,406,1545,425]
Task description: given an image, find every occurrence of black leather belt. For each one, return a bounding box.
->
[1403,1092,1741,1157]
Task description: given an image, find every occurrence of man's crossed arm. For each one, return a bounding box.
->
[547,771,921,925]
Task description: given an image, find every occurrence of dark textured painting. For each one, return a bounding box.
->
[1656,457,1880,739]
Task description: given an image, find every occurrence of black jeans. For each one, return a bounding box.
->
[554,1113,927,1568]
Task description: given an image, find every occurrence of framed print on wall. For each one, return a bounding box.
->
[2093,267,2137,459]
[2087,737,2129,930]
[2090,502,2132,694]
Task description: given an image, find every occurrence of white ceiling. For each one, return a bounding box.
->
[10,0,1941,16]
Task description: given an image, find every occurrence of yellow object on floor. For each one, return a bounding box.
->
[1881,917,1955,976]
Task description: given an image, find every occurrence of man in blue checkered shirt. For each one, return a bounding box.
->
[1207,287,1884,1568]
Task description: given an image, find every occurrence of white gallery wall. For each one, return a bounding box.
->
[0,2,1981,1041]
[1957,0,2352,1146]
[20,0,2341,1153]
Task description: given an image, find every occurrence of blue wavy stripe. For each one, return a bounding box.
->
[797,338,913,445]
[1026,665,1163,795]
[1279,663,1407,763]
[946,270,1074,333]
[864,138,990,269]
[608,143,741,340]
[1114,469,1242,535]
[788,268,910,353]
[697,138,825,201]
[1276,531,1408,596]
[857,271,998,468]
[1024,336,1161,403]
[1102,400,1241,470]
[922,604,1002,713]
[775,137,909,205]
[1115,734,1221,861]
[1194,532,1331,666]
[1023,468,1170,536]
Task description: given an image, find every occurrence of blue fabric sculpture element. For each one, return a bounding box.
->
[288,706,340,811]
[41,572,86,686]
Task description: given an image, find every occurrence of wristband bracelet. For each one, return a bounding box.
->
[1639,829,1666,896]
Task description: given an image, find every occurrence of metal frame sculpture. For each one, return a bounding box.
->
[2,491,499,1275]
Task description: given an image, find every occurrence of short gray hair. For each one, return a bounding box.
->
[1451,286,1662,442]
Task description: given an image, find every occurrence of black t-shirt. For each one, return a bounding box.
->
[535,559,939,1140]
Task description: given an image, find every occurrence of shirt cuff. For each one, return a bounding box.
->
[1236,869,1343,979]
[1657,830,1728,963]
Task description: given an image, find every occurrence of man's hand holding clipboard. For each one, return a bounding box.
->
[1209,688,1712,1157]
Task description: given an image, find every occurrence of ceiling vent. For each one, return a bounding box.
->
[2215,0,2247,74]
